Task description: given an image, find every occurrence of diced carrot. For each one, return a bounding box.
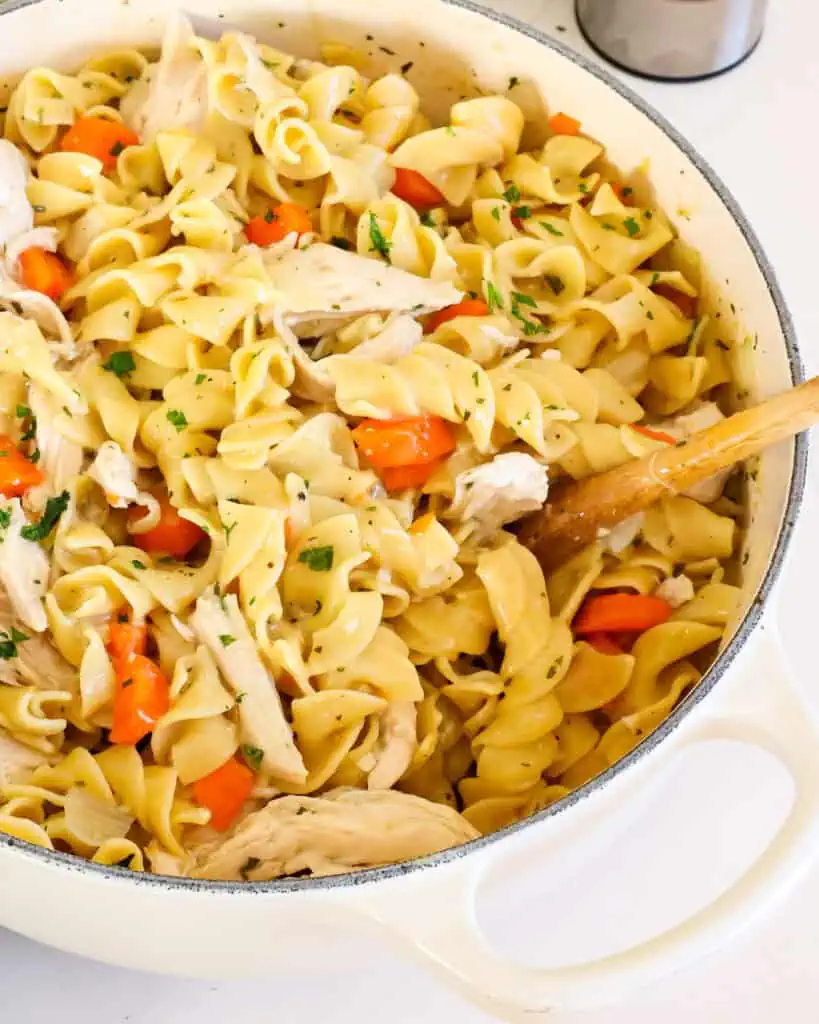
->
[380,459,442,492]
[192,756,255,831]
[654,284,698,320]
[109,654,170,746]
[585,631,624,655]
[610,182,633,205]
[391,167,445,210]
[424,298,490,334]
[128,496,207,560]
[60,116,139,169]
[18,248,75,301]
[574,594,672,635]
[0,434,44,498]
[108,620,147,665]
[352,415,456,469]
[408,511,436,534]
[548,112,581,136]
[632,424,676,445]
[245,203,312,246]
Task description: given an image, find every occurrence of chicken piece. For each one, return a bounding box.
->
[366,701,417,790]
[655,574,695,609]
[599,512,644,554]
[0,589,75,690]
[86,441,157,521]
[0,499,49,632]
[349,314,423,363]
[260,242,462,338]
[655,401,730,503]
[445,453,550,540]
[0,726,48,785]
[0,140,34,250]
[190,590,307,784]
[24,386,85,517]
[120,13,208,138]
[185,787,479,880]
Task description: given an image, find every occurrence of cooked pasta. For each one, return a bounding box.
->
[0,15,744,880]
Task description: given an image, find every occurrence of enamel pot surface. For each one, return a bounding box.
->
[0,0,811,1015]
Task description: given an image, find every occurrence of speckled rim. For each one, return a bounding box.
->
[0,0,808,896]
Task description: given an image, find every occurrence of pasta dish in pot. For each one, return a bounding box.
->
[0,14,742,881]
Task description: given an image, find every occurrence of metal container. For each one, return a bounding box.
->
[576,0,767,80]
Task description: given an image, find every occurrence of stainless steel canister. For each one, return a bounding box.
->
[575,0,767,81]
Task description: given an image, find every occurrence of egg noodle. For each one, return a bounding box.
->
[0,15,741,880]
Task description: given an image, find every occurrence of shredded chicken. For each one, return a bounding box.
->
[0,140,33,250]
[0,499,49,632]
[446,453,550,539]
[600,512,645,554]
[86,442,157,522]
[190,590,307,784]
[655,574,695,609]
[349,314,423,363]
[367,701,417,790]
[656,401,730,503]
[24,385,85,517]
[185,787,479,880]
[260,242,462,337]
[0,726,48,785]
[120,13,208,138]
[0,589,75,690]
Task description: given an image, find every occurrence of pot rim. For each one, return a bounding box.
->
[0,0,808,896]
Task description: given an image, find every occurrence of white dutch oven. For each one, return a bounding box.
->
[0,0,814,1016]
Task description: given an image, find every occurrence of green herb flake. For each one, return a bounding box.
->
[131,559,146,570]
[297,544,334,572]
[219,634,237,648]
[472,370,480,386]
[419,212,435,227]
[109,140,125,158]
[511,291,536,308]
[511,205,531,221]
[485,281,503,312]
[15,405,31,419]
[264,208,277,224]
[194,372,206,385]
[367,212,392,262]
[241,744,264,771]
[646,310,655,321]
[235,691,247,704]
[166,409,188,432]
[330,235,351,250]
[621,186,634,197]
[103,351,136,378]
[490,206,501,222]
[545,274,564,296]
[540,221,564,237]
[21,490,69,542]
[501,183,521,203]
[623,216,640,237]
[0,626,28,660]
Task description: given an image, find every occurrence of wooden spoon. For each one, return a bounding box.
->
[518,376,819,573]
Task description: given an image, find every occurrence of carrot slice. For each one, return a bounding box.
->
[128,496,206,560]
[632,424,676,445]
[0,434,44,498]
[18,248,75,301]
[424,298,490,334]
[654,283,698,320]
[408,511,436,534]
[352,415,455,469]
[245,202,312,246]
[60,117,139,169]
[391,167,445,210]
[192,756,255,831]
[574,594,672,635]
[548,112,581,136]
[380,459,443,492]
[109,654,170,746]
[585,631,624,655]
[108,620,147,664]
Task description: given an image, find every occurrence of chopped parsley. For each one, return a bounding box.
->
[21,490,69,542]
[330,235,351,250]
[102,351,135,378]
[485,281,503,311]
[297,544,334,572]
[646,310,655,320]
[511,291,536,308]
[490,206,501,222]
[545,274,565,296]
[419,212,435,227]
[577,182,589,194]
[510,293,546,336]
[219,634,237,648]
[241,744,264,771]
[166,409,188,432]
[194,373,206,385]
[540,221,564,237]
[502,183,521,203]
[621,186,634,197]
[15,404,31,419]
[511,205,531,221]
[109,140,125,158]
[0,627,28,660]
[223,520,237,544]
[623,216,640,237]
[263,208,278,224]
[367,212,392,261]
[131,560,146,570]
[235,691,247,704]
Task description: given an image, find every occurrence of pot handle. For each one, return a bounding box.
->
[337,623,819,1016]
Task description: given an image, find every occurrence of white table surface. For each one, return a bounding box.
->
[3,1,819,1021]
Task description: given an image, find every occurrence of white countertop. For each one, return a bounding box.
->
[3,1,818,1021]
